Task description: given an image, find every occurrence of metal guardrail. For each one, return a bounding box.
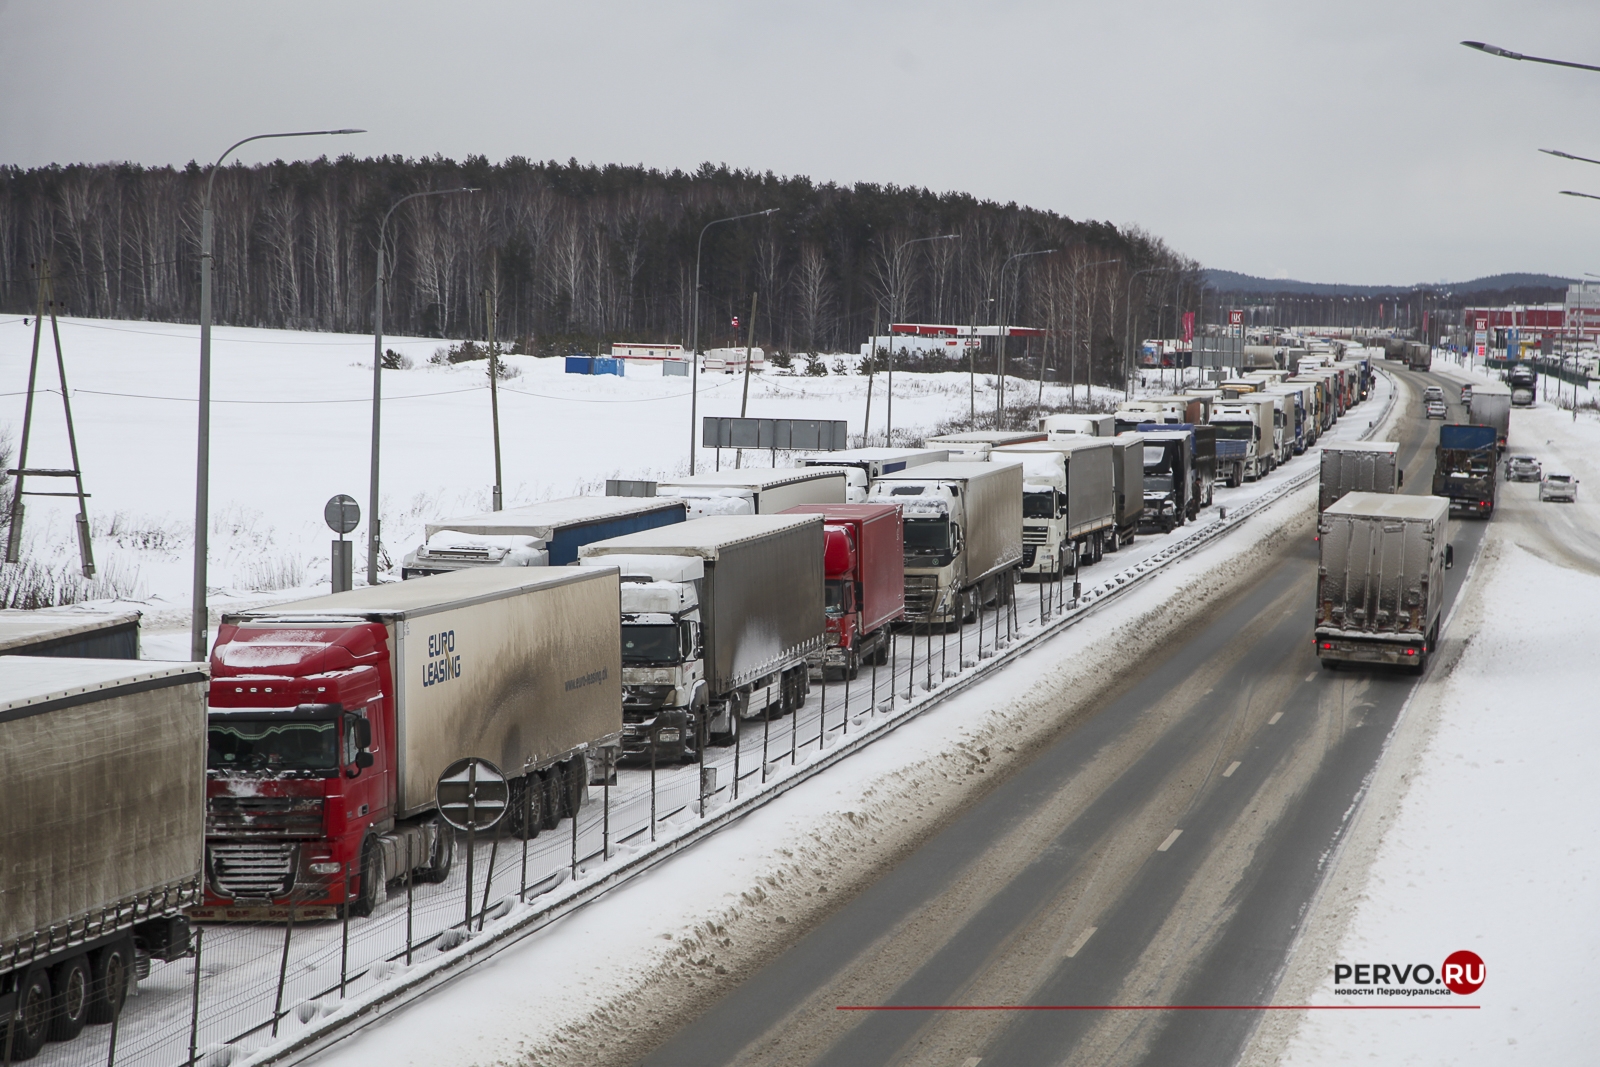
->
[250,373,1399,1067]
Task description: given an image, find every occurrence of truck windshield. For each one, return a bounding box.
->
[1022,490,1056,519]
[622,624,680,665]
[903,518,950,556]
[824,579,845,615]
[1212,422,1255,441]
[1143,445,1177,473]
[208,719,338,772]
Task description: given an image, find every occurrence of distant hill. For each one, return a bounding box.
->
[1204,269,1577,298]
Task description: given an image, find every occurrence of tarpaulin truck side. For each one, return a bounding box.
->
[579,515,825,758]
[1320,441,1401,512]
[1109,433,1146,549]
[653,468,847,519]
[0,609,141,659]
[991,438,1115,576]
[2,658,206,1061]
[401,495,686,576]
[1316,492,1451,672]
[782,503,905,679]
[1468,380,1511,451]
[868,460,1023,627]
[196,567,621,921]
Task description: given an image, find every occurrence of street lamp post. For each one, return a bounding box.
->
[1122,266,1169,399]
[191,128,363,662]
[994,249,1057,424]
[688,208,778,475]
[368,187,477,587]
[881,233,958,445]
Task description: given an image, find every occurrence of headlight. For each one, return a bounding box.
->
[657,728,681,742]
[309,861,342,875]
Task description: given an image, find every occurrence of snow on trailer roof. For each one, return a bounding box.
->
[0,608,141,653]
[868,460,1021,482]
[795,447,944,465]
[1472,379,1512,395]
[1322,492,1447,522]
[423,494,685,540]
[224,565,613,622]
[0,657,204,716]
[657,468,847,491]
[993,437,1114,456]
[1322,441,1399,454]
[578,514,822,561]
[924,431,1046,445]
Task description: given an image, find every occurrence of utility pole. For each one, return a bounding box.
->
[486,277,504,510]
[736,292,758,468]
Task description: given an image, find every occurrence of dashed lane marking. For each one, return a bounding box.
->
[1223,761,1241,778]
[1305,672,1317,682]
[961,1058,982,1067]
[1066,927,1098,958]
[1157,829,1183,852]
[1268,712,1283,725]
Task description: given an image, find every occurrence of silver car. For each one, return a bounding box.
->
[1506,455,1542,482]
[1540,473,1578,502]
[1425,399,1447,419]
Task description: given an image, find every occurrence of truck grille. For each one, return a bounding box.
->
[904,575,939,616]
[208,842,297,899]
[1022,526,1049,545]
[207,796,324,836]
[1216,439,1248,458]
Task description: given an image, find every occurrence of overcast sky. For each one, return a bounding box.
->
[4,0,1599,286]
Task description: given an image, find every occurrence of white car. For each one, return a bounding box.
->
[1506,455,1542,482]
[1425,399,1447,419]
[1540,473,1578,503]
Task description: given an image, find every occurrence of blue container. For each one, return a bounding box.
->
[594,357,624,377]
[565,355,594,374]
[1439,424,1496,450]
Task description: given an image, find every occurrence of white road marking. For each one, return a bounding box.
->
[1305,672,1317,682]
[1223,761,1241,778]
[1268,711,1283,725]
[1065,926,1098,958]
[1157,829,1183,852]
[961,1058,983,1067]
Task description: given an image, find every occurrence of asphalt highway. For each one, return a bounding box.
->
[635,367,1489,1067]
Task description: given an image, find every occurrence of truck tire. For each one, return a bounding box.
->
[420,819,456,884]
[347,836,386,918]
[47,955,90,1041]
[7,968,50,1059]
[507,776,540,840]
[565,757,587,816]
[712,694,743,747]
[1229,465,1243,489]
[540,769,562,830]
[85,939,131,1026]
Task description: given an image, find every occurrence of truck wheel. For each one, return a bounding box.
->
[347,837,386,918]
[1229,466,1243,488]
[7,968,50,1059]
[846,651,860,681]
[85,939,131,1025]
[420,820,456,884]
[507,776,540,840]
[540,769,562,830]
[47,956,90,1041]
[565,757,587,816]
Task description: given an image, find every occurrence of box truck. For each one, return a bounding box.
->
[867,461,1023,628]
[1320,441,1402,512]
[1040,413,1114,437]
[1139,431,1195,533]
[579,515,824,759]
[1468,380,1511,451]
[0,609,140,659]
[401,495,687,577]
[1431,424,1499,517]
[783,504,905,678]
[923,430,1047,460]
[653,468,848,518]
[992,438,1116,577]
[1316,493,1452,672]
[2,658,206,1060]
[195,567,621,921]
[1209,394,1278,485]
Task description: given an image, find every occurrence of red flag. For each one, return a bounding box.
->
[1182,312,1195,342]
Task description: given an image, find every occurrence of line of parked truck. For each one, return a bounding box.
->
[2,353,1383,1060]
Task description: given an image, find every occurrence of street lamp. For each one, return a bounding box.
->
[688,208,779,475]
[994,248,1057,423]
[1122,265,1170,398]
[1461,40,1600,73]
[368,187,478,586]
[882,233,959,444]
[191,128,364,662]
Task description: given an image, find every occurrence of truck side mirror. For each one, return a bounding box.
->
[1445,544,1455,570]
[354,717,372,750]
[356,750,375,768]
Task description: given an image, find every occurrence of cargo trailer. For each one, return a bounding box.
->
[1320,441,1401,512]
[783,504,905,678]
[401,495,687,576]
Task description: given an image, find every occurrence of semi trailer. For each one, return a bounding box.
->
[195,567,621,921]
[796,448,947,502]
[1109,433,1146,550]
[1316,492,1452,672]
[579,515,825,759]
[867,461,1023,628]
[1468,380,1511,451]
[0,609,140,659]
[1432,424,1499,518]
[783,504,905,678]
[1320,441,1402,512]
[401,495,686,577]
[2,658,207,1061]
[991,438,1116,577]
[653,468,848,518]
[924,430,1047,460]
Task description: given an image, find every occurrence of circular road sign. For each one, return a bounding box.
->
[435,757,509,832]
[324,494,361,535]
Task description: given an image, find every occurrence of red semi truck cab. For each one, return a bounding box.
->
[782,503,905,678]
[194,621,417,921]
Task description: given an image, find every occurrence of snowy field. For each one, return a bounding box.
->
[0,314,1129,634]
[1253,367,1600,1065]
